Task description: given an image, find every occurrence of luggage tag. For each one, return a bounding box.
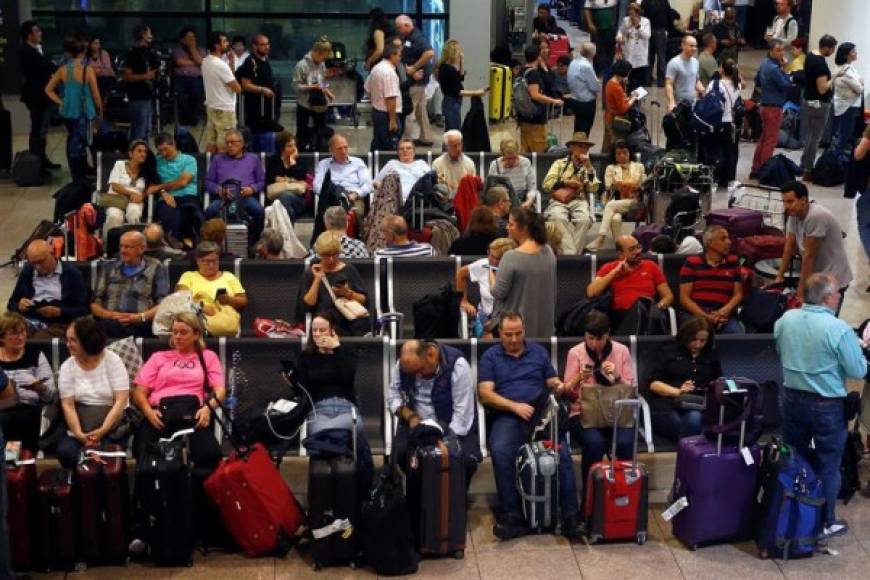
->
[661,496,688,522]
[724,379,738,392]
[740,447,755,466]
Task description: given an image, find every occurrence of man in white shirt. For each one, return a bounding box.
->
[365,44,403,152]
[767,0,798,54]
[201,30,241,153]
[431,130,476,198]
[313,134,373,217]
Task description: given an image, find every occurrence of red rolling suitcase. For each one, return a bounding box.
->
[584,399,649,544]
[7,449,37,571]
[37,468,76,571]
[546,34,571,68]
[204,442,303,557]
[75,446,129,565]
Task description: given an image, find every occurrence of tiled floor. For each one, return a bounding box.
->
[24,497,870,579]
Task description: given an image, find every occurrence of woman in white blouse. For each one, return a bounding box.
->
[56,316,129,468]
[372,138,431,203]
[617,3,651,92]
[103,139,149,234]
[832,42,864,152]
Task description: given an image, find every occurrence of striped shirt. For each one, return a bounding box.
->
[374,242,434,259]
[679,254,740,312]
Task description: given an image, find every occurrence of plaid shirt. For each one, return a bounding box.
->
[95,256,169,314]
[309,235,370,259]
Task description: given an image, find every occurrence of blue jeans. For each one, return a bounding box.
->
[718,317,745,334]
[652,407,703,442]
[442,96,462,133]
[833,107,859,153]
[128,98,153,142]
[63,117,90,182]
[249,132,276,155]
[307,397,364,437]
[489,413,579,520]
[158,195,203,242]
[206,195,265,247]
[781,388,847,526]
[279,192,308,220]
[857,192,870,259]
[569,418,635,498]
[370,109,401,152]
[174,75,204,127]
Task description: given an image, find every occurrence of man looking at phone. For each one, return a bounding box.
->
[90,230,169,338]
[587,235,673,330]
[7,240,89,338]
[542,132,600,254]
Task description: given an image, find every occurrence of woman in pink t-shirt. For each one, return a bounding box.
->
[131,311,225,467]
[562,311,637,499]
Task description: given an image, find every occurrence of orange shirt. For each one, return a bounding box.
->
[604,78,632,124]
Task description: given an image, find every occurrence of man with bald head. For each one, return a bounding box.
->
[91,230,169,337]
[236,33,282,153]
[7,240,89,337]
[387,338,480,480]
[374,215,435,258]
[587,235,673,330]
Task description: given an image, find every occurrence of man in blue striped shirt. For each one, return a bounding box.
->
[374,215,434,258]
[774,273,867,540]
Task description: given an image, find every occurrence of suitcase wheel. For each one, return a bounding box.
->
[453,549,464,560]
[636,532,647,545]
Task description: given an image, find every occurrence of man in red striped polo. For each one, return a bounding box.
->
[678,225,745,333]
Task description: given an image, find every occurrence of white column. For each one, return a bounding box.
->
[809,0,868,103]
[448,0,492,123]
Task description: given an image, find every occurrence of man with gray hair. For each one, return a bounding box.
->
[567,42,601,134]
[374,215,434,258]
[311,206,370,259]
[365,43,403,152]
[774,272,866,540]
[91,230,169,337]
[432,130,476,198]
[256,229,285,260]
[482,185,511,237]
[678,224,744,333]
[395,14,435,146]
[204,128,266,252]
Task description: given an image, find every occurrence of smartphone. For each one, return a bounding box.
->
[215,288,228,297]
[584,363,593,369]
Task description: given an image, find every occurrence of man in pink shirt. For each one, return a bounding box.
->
[562,310,636,502]
[365,44,403,152]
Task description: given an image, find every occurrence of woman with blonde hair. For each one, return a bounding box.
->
[298,232,370,336]
[436,39,486,132]
[293,36,336,149]
[456,237,517,338]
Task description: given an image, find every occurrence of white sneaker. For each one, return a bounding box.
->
[820,521,849,540]
[128,538,147,555]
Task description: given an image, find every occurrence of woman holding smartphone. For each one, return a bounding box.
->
[647,316,721,442]
[562,311,635,497]
[456,237,516,338]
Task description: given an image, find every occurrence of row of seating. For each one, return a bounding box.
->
[71,253,690,338]
[92,149,615,220]
[28,333,783,458]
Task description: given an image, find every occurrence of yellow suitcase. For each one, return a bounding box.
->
[489,64,512,121]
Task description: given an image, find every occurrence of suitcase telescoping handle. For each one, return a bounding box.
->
[714,387,748,456]
[611,399,641,469]
[206,392,248,456]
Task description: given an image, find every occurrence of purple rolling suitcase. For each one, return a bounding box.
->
[705,208,764,238]
[670,393,759,549]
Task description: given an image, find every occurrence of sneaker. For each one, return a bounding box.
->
[493,515,528,541]
[820,520,849,539]
[562,513,586,540]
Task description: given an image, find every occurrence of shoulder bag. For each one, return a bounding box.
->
[323,276,369,321]
[579,384,638,429]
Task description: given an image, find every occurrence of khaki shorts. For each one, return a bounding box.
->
[519,122,548,154]
[205,107,237,148]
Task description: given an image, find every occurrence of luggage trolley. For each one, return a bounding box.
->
[727,182,786,231]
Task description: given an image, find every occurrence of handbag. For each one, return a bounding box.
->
[73,404,131,442]
[612,115,632,135]
[323,278,369,321]
[579,384,638,429]
[158,395,201,431]
[253,317,305,338]
[673,392,706,412]
[266,180,306,200]
[195,293,241,337]
[152,290,200,336]
[98,192,130,211]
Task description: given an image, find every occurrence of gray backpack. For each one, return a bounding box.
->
[512,69,540,120]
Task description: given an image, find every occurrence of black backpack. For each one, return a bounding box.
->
[360,461,420,576]
[811,148,848,187]
[556,293,612,337]
[412,282,461,339]
[758,153,801,188]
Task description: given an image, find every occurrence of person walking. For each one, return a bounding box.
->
[800,34,837,179]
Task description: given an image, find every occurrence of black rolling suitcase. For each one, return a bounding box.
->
[406,439,467,558]
[12,151,44,187]
[136,430,195,567]
[306,411,359,569]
